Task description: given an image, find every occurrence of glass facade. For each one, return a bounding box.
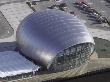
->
[50,43,94,71]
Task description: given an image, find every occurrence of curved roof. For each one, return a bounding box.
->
[0,51,39,78]
[16,10,94,68]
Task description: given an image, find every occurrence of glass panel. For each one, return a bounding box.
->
[50,43,94,71]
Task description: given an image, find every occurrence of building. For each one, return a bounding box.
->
[16,9,95,71]
[0,51,40,81]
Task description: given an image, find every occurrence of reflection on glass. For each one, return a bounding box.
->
[50,43,94,71]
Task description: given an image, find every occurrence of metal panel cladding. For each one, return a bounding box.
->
[16,10,95,71]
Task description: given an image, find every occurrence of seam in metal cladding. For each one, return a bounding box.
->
[16,9,95,72]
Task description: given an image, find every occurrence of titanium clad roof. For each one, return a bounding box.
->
[0,51,40,78]
[16,10,94,68]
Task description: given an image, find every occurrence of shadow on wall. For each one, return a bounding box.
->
[0,42,16,52]
[94,37,110,58]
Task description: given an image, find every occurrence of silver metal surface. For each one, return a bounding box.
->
[16,10,95,71]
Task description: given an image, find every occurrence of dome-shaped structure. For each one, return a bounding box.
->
[16,10,95,71]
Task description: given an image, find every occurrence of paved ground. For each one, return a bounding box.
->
[0,0,26,5]
[0,11,13,39]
